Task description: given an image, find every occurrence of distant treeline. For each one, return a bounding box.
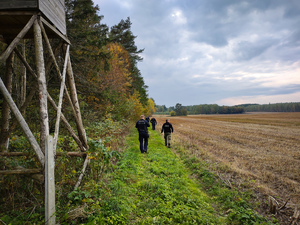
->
[239,102,300,112]
[155,102,300,115]
[155,104,244,115]
[185,105,245,114]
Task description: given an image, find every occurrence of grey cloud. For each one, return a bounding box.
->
[97,0,300,106]
[232,40,275,61]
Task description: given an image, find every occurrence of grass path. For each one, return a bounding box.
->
[105,128,226,224]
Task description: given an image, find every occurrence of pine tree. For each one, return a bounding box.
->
[109,17,148,105]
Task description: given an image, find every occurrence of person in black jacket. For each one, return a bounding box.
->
[161,119,174,148]
[150,117,157,130]
[136,115,150,153]
[145,116,150,123]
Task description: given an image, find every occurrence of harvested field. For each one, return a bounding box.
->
[156,113,300,211]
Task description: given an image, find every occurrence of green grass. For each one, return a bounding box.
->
[88,128,277,225]
[93,128,226,224]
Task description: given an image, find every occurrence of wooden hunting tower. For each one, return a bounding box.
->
[0,1,88,224]
[0,0,66,39]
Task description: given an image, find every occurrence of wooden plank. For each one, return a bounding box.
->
[45,135,56,225]
[0,169,42,175]
[0,0,37,9]
[0,152,29,156]
[0,11,35,15]
[0,152,87,157]
[57,152,87,157]
[39,0,66,35]
[41,17,69,44]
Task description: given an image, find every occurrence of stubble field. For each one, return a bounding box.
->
[155,112,300,212]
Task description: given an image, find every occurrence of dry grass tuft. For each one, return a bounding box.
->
[66,205,88,221]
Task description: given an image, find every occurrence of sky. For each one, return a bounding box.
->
[95,0,300,107]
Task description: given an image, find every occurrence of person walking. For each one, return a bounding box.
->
[161,119,174,148]
[136,115,150,153]
[150,117,157,130]
[145,116,150,123]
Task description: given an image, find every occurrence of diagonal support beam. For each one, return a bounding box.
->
[53,44,70,154]
[39,21,86,151]
[0,77,44,165]
[0,15,37,63]
[14,48,86,152]
[66,57,88,149]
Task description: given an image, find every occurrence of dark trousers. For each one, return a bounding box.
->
[164,132,171,147]
[151,123,156,130]
[139,132,149,153]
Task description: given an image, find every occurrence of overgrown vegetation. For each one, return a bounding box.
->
[0,118,128,224]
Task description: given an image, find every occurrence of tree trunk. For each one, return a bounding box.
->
[0,52,14,151]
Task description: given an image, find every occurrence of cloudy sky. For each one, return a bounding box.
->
[95,0,300,106]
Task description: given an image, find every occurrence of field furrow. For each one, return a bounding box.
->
[156,113,300,208]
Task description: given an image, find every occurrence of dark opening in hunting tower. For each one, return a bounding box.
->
[0,0,66,41]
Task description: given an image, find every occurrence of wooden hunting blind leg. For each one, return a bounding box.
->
[33,19,57,225]
[34,18,49,154]
[45,135,55,225]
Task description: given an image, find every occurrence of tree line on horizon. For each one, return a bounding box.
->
[155,102,300,115]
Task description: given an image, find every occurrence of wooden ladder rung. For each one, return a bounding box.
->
[0,169,42,175]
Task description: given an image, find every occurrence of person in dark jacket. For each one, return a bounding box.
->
[145,116,150,123]
[136,115,150,153]
[150,117,157,130]
[161,119,174,148]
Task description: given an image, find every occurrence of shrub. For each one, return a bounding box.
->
[170,111,176,116]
